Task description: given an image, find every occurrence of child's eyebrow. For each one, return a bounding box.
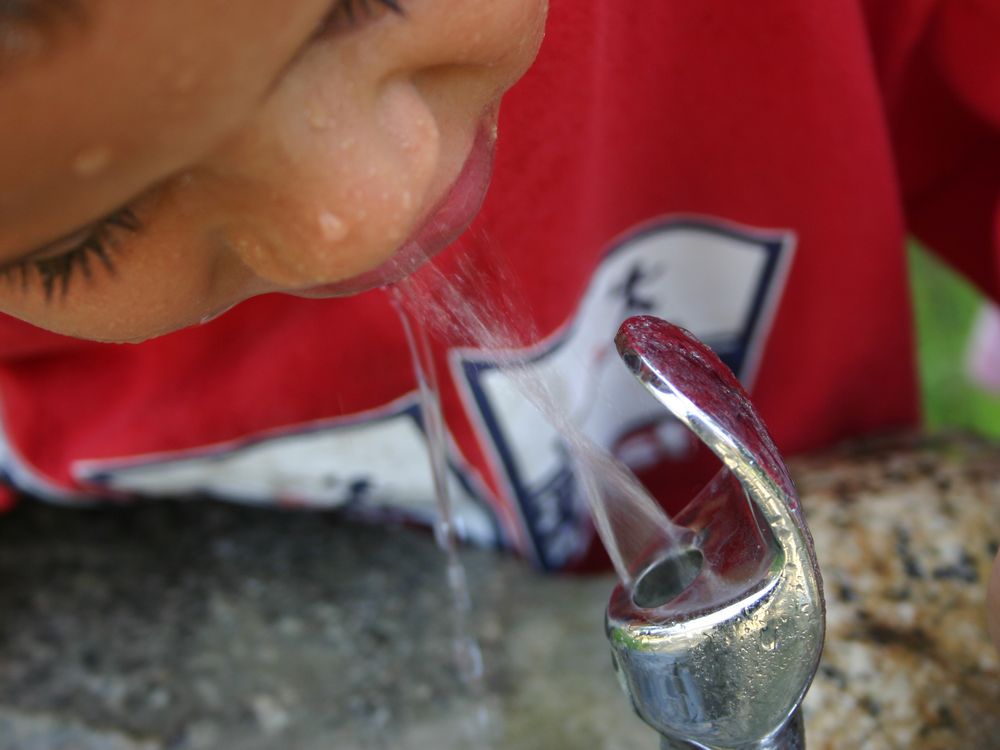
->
[0,0,88,69]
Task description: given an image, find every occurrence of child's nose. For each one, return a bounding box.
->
[200,0,548,293]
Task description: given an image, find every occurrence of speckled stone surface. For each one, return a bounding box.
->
[796,434,1000,749]
[0,433,997,750]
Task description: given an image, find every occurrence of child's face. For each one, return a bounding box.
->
[0,0,547,341]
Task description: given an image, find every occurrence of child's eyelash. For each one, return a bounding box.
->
[2,207,141,301]
[325,0,404,29]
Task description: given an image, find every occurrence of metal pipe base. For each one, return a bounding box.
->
[659,708,805,750]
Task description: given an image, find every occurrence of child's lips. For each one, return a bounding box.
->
[401,121,497,259]
[303,121,496,297]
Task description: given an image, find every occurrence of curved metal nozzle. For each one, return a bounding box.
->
[606,316,825,749]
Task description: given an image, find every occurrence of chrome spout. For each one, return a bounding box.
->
[606,316,825,749]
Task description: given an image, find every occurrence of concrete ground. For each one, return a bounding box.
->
[0,499,647,750]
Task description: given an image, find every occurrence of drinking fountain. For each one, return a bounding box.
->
[606,316,825,749]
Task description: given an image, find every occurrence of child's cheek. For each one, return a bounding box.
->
[0,0,330,261]
[196,72,443,290]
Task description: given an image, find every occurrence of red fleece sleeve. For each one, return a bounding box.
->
[933,0,1000,129]
[865,0,1000,301]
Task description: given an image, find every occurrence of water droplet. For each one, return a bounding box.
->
[317,211,348,242]
[307,106,329,131]
[761,623,778,651]
[454,636,484,683]
[73,146,112,177]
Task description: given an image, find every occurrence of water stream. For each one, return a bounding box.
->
[389,244,682,586]
[390,289,496,748]
[383,239,683,747]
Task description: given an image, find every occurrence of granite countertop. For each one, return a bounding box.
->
[795,434,1000,749]
[0,433,997,750]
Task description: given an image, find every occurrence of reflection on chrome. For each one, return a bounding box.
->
[607,316,825,750]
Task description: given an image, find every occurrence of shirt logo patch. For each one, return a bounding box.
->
[74,393,500,545]
[454,216,795,569]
